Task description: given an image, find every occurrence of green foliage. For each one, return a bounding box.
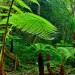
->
[12,5,23,13]
[0,0,39,13]
[0,5,9,10]
[0,44,2,47]
[56,40,72,47]
[0,0,31,12]
[39,0,73,43]
[0,13,8,16]
[0,4,25,14]
[70,17,75,32]
[13,42,38,64]
[31,43,50,50]
[15,0,32,12]
[1,0,75,74]
[30,43,75,66]
[56,47,75,62]
[1,13,57,40]
[0,0,57,41]
[30,0,39,5]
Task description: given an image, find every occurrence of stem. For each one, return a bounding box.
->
[0,0,14,74]
[10,39,13,53]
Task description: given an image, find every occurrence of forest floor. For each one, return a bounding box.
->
[6,72,75,75]
[6,71,40,75]
[7,72,39,75]
[6,73,75,75]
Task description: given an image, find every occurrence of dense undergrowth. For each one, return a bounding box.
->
[4,33,75,74]
[1,0,75,75]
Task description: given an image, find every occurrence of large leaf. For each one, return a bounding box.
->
[15,0,32,12]
[31,43,46,50]
[12,5,23,13]
[70,17,75,32]
[0,5,9,10]
[0,44,3,47]
[0,29,5,34]
[56,47,75,61]
[30,0,39,5]
[0,13,8,17]
[1,13,57,40]
[0,0,32,12]
[0,5,23,13]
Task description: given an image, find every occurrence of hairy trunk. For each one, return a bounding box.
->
[38,52,44,75]
[10,39,13,53]
[59,65,64,75]
[46,53,54,75]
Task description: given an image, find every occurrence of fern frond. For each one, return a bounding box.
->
[12,5,23,13]
[11,13,57,40]
[0,29,5,34]
[0,13,57,40]
[0,44,2,47]
[15,0,32,12]
[0,5,23,13]
[0,13,8,16]
[0,5,9,10]
[0,13,15,17]
[56,47,75,61]
[30,0,39,5]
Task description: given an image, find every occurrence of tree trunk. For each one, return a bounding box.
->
[46,53,54,75]
[10,39,13,53]
[59,65,64,75]
[38,52,44,75]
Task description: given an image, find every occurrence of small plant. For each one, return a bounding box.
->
[56,40,72,47]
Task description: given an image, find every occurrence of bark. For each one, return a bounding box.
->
[10,39,13,53]
[46,53,54,75]
[4,46,19,66]
[38,52,44,75]
[59,65,64,75]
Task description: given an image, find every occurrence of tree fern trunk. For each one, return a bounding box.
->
[0,63,3,75]
[46,53,54,75]
[38,52,44,75]
[59,65,64,75]
[10,39,13,53]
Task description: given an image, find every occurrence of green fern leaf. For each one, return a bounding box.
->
[15,0,32,12]
[10,13,57,40]
[0,13,8,16]
[12,5,23,13]
[30,0,39,5]
[56,47,75,61]
[0,5,9,10]
[0,43,2,47]
[0,5,23,13]
[0,13,15,17]
[0,13,57,40]
[0,29,5,34]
